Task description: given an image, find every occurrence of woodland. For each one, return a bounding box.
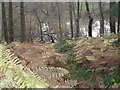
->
[0,1,120,89]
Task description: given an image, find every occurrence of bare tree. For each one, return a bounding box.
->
[47,23,55,43]
[2,2,9,43]
[110,2,116,34]
[0,3,3,43]
[75,1,80,39]
[118,1,120,33]
[99,1,104,36]
[20,2,26,42]
[34,10,43,42]
[41,5,55,42]
[8,2,14,42]
[86,1,93,37]
[56,2,62,40]
[68,2,74,38]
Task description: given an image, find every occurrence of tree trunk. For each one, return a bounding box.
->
[86,1,93,37]
[39,20,43,42]
[56,3,62,40]
[0,2,3,44]
[0,2,2,43]
[20,2,26,42]
[50,35,55,43]
[27,14,33,42]
[2,2,9,43]
[118,1,120,33]
[47,23,55,43]
[75,1,80,38]
[99,2,104,36]
[35,10,43,42]
[110,2,116,34]
[8,2,14,42]
[68,2,74,39]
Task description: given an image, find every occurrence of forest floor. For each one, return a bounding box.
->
[9,33,120,88]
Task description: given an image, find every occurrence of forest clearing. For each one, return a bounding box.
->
[0,1,120,89]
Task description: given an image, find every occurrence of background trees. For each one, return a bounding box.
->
[1,1,119,43]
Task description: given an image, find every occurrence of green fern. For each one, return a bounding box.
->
[0,44,49,88]
[0,44,69,88]
[32,66,69,79]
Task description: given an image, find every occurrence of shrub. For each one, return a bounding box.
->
[55,40,73,53]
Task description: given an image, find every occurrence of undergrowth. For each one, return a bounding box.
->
[0,44,69,88]
[55,40,73,54]
[55,35,120,88]
[54,40,76,64]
